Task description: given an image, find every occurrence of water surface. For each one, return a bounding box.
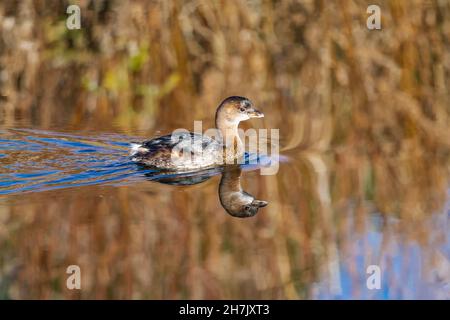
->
[0,125,447,299]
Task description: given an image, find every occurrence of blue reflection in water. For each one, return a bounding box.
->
[0,128,154,195]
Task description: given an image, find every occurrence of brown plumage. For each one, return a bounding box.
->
[130,96,264,171]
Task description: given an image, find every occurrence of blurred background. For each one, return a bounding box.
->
[0,0,449,299]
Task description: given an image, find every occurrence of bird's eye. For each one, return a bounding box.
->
[239,107,246,112]
[244,205,251,211]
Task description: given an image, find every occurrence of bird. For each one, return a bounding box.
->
[130,96,264,171]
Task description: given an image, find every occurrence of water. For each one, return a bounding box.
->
[0,127,269,195]
[0,128,143,194]
[0,126,448,299]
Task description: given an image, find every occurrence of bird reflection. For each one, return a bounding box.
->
[218,166,268,217]
[139,165,268,218]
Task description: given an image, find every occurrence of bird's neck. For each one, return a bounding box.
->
[219,166,243,193]
[215,118,243,158]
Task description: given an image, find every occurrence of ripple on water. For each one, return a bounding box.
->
[0,128,270,195]
[0,128,153,195]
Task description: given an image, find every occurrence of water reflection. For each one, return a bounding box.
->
[218,166,268,218]
[0,126,448,299]
[142,163,269,218]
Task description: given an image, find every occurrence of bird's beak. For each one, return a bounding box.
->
[252,199,268,207]
[247,108,264,118]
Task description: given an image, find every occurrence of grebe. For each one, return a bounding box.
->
[130,96,264,171]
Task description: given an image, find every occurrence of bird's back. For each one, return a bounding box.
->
[130,132,224,171]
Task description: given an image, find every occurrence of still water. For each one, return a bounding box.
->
[0,123,448,299]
